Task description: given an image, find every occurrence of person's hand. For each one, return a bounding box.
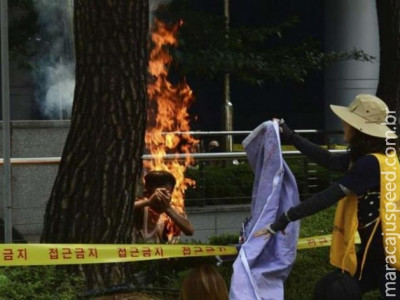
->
[275,119,295,144]
[254,224,276,239]
[149,188,171,213]
[253,212,291,239]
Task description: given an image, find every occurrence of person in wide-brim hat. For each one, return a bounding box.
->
[254,94,400,299]
[330,94,397,139]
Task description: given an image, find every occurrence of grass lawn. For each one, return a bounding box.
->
[117,206,381,299]
[285,206,381,299]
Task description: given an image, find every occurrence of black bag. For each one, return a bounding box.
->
[313,270,362,300]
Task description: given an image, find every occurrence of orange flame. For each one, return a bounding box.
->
[146,20,198,242]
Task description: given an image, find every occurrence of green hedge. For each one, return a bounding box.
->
[185,163,254,206]
[0,266,84,299]
[184,157,341,206]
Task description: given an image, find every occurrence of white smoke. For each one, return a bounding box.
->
[32,0,170,119]
[150,0,171,13]
[43,62,74,118]
[149,0,171,25]
[33,0,75,119]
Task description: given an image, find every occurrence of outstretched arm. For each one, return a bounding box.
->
[254,155,380,238]
[254,183,348,237]
[285,183,348,221]
[281,122,350,172]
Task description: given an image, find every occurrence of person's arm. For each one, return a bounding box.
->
[280,122,350,172]
[135,188,172,213]
[142,189,194,236]
[254,183,348,236]
[164,207,194,236]
[286,183,348,221]
[255,155,380,236]
[134,197,151,209]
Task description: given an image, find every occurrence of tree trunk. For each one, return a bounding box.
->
[41,0,149,289]
[375,0,400,135]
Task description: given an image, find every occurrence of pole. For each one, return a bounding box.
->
[223,0,233,152]
[1,0,12,243]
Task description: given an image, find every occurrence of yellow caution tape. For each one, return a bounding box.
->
[0,244,237,266]
[0,233,360,266]
[296,233,361,250]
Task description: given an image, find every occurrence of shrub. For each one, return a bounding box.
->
[185,163,254,206]
[0,266,84,299]
[184,156,341,206]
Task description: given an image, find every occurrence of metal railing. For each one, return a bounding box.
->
[0,149,346,165]
[0,128,345,165]
[163,129,326,136]
[0,129,345,242]
[0,149,346,210]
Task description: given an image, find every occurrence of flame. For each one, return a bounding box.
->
[146,20,198,242]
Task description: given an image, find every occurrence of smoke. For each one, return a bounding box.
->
[32,0,171,119]
[150,0,172,13]
[42,62,74,118]
[33,0,75,119]
[149,0,171,24]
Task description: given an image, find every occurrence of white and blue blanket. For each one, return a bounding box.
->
[230,121,300,300]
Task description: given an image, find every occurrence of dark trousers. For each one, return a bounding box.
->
[357,261,400,299]
[314,263,400,300]
[313,270,361,300]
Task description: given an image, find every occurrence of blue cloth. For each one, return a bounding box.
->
[229,121,300,300]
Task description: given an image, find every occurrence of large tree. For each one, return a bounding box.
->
[375,0,400,135]
[41,0,149,289]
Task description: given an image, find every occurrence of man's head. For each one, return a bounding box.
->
[143,170,176,197]
[208,140,220,152]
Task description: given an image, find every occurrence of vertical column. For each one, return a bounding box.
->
[223,0,233,152]
[324,0,380,135]
[1,0,13,242]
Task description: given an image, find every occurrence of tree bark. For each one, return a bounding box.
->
[41,0,149,289]
[375,0,400,135]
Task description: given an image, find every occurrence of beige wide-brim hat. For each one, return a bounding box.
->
[330,94,398,139]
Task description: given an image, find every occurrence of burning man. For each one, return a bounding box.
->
[133,170,194,243]
[254,94,400,299]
